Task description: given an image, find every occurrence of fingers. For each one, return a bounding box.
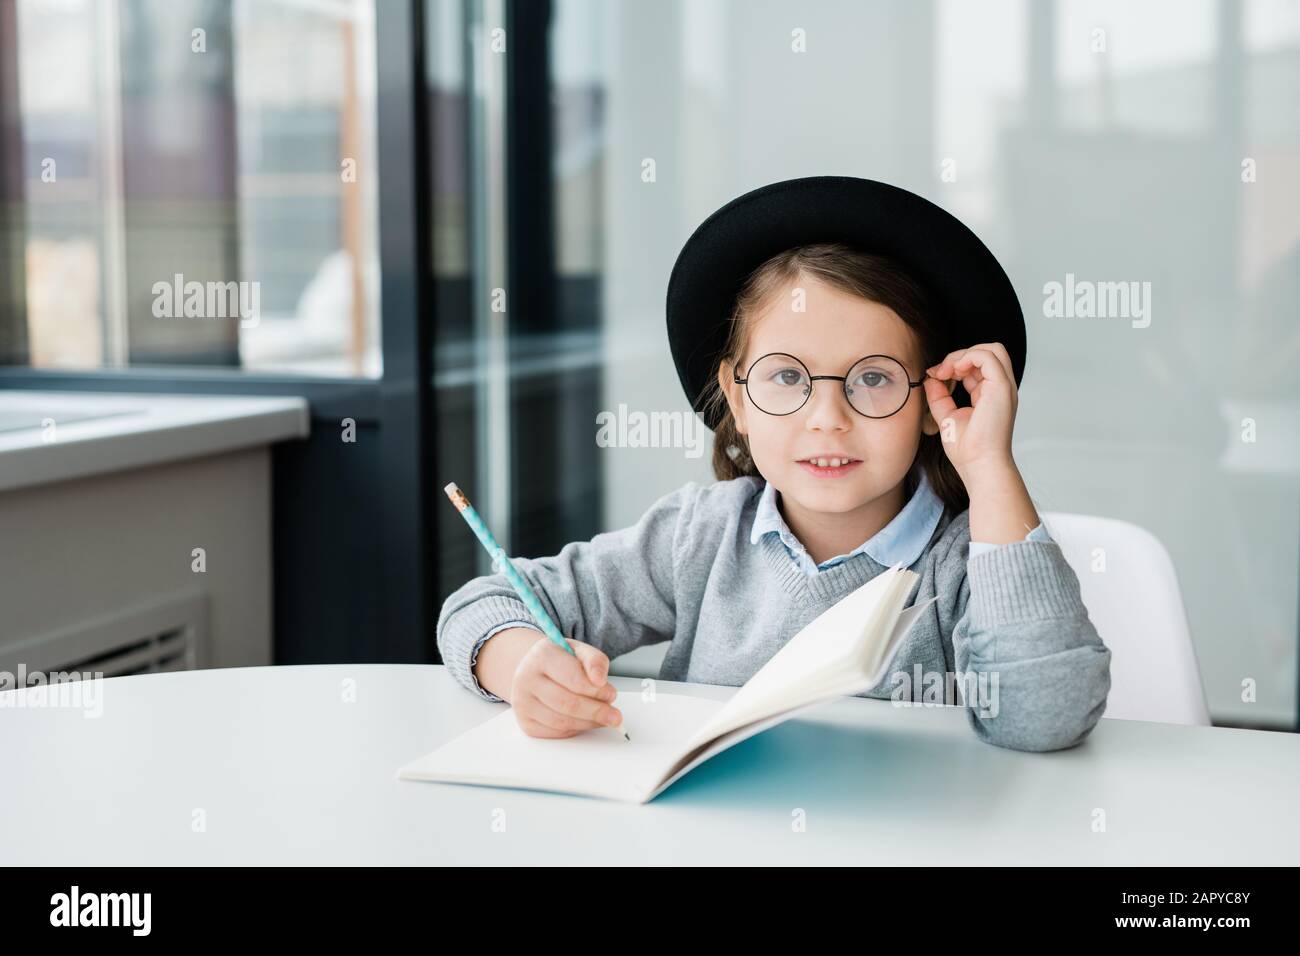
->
[514,638,622,738]
[569,641,611,689]
[543,640,613,698]
[934,341,1013,372]
[922,374,959,422]
[929,343,1013,386]
[529,676,623,733]
[957,348,1008,385]
[927,347,1014,415]
[516,703,599,738]
[924,342,1018,423]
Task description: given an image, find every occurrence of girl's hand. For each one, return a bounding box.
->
[922,341,1018,480]
[507,631,623,738]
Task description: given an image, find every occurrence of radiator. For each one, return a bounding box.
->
[0,592,210,679]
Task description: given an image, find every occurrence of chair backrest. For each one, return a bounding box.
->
[1040,511,1211,726]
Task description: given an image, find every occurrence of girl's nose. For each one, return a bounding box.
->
[802,381,854,430]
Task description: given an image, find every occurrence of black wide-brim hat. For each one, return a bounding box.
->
[666,175,1026,431]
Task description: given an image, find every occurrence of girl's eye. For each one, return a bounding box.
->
[770,368,807,387]
[854,370,892,388]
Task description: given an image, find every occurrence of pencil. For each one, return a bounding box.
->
[443,482,629,741]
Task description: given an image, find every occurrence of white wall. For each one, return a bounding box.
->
[585,0,1300,727]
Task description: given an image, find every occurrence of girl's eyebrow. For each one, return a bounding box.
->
[753,349,911,365]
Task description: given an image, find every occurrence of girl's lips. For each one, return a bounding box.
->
[797,460,862,478]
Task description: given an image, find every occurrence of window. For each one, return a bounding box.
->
[12,0,381,376]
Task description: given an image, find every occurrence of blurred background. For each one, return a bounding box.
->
[0,0,1296,731]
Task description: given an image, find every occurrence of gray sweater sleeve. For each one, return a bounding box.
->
[436,482,698,702]
[951,534,1112,752]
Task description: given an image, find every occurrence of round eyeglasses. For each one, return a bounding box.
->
[733,352,925,419]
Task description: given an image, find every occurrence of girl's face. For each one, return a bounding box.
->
[720,275,940,516]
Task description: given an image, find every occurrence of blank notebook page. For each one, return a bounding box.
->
[398,691,726,803]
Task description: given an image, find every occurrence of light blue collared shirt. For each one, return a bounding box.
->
[750,467,1050,575]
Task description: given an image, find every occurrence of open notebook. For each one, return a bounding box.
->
[399,561,937,804]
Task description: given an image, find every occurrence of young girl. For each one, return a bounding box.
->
[437,176,1111,753]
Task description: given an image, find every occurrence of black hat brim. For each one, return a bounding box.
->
[666,175,1025,431]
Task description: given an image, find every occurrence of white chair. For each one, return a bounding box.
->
[609,641,670,680]
[1038,510,1210,726]
[612,511,1212,727]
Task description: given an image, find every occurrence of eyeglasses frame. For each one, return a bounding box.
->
[733,351,926,420]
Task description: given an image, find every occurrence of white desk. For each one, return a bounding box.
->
[1,664,1296,865]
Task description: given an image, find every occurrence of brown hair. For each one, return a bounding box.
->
[699,242,970,516]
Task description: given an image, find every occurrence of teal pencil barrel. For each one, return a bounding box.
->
[444,483,574,655]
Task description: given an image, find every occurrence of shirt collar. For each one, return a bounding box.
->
[749,464,945,570]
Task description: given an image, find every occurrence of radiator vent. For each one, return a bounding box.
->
[60,626,196,677]
[0,592,209,679]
